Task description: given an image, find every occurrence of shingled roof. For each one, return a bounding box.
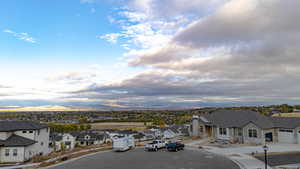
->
[0,134,36,147]
[0,121,48,132]
[70,131,105,142]
[200,110,300,129]
[271,117,300,129]
[201,110,274,129]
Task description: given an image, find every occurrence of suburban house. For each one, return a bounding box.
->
[191,110,300,145]
[50,133,76,151]
[162,128,176,139]
[169,125,190,136]
[141,130,156,140]
[133,133,147,142]
[70,131,106,146]
[0,121,50,163]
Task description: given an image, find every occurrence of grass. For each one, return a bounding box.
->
[91,122,147,130]
[272,113,300,117]
[253,151,300,157]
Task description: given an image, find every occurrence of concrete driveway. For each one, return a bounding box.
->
[47,148,240,169]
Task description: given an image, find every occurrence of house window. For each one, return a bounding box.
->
[81,141,84,145]
[22,131,27,133]
[5,149,9,156]
[219,128,227,135]
[280,129,293,133]
[13,149,18,156]
[199,126,204,133]
[238,128,243,136]
[248,129,258,138]
[41,142,44,146]
[29,131,33,133]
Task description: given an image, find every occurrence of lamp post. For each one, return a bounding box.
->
[263,145,268,169]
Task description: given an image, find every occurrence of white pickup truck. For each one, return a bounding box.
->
[145,140,166,151]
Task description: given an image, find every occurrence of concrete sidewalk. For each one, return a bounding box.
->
[185,138,210,146]
[204,144,300,155]
[202,144,300,169]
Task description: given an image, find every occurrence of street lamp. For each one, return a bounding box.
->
[263,145,268,169]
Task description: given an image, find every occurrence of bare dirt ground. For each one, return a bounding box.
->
[91,122,147,130]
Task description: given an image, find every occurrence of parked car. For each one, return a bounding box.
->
[145,140,166,151]
[166,142,184,152]
[113,136,135,152]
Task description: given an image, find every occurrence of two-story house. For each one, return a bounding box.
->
[0,121,50,163]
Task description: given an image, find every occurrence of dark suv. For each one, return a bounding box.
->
[166,142,184,152]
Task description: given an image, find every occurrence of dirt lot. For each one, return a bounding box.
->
[91,122,147,130]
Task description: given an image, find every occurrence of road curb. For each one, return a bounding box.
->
[39,150,112,169]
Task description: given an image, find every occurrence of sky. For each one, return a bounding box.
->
[0,0,300,109]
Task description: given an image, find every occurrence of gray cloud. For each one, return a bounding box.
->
[174,0,300,47]
[127,0,227,19]
[0,85,11,88]
[75,0,300,108]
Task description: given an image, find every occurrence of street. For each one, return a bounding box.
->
[47,148,240,169]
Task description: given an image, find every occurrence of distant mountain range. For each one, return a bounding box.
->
[0,105,96,112]
[0,104,201,112]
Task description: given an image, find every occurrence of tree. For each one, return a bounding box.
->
[60,142,65,152]
[85,124,92,130]
[158,120,166,128]
[79,124,85,131]
[79,117,88,124]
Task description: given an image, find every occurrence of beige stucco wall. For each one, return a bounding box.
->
[191,117,200,137]
[0,147,25,163]
[242,122,263,144]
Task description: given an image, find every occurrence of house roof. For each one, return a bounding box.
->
[50,133,63,142]
[271,117,300,129]
[71,131,105,141]
[0,134,36,147]
[133,133,145,139]
[117,130,138,135]
[0,121,48,132]
[201,110,274,129]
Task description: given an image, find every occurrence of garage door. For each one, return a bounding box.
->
[297,131,300,144]
[278,129,295,144]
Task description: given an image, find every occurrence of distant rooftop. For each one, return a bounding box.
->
[0,121,48,132]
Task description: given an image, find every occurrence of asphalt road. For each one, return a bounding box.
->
[48,148,240,169]
[255,152,300,167]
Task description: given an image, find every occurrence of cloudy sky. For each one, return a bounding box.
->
[0,0,299,109]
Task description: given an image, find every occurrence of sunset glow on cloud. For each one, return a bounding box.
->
[1,0,300,109]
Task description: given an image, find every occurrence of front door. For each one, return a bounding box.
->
[265,132,273,142]
[205,126,212,136]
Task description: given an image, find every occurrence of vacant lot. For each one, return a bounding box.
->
[272,113,300,117]
[91,122,147,130]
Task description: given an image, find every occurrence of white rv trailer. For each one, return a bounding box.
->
[113,136,135,152]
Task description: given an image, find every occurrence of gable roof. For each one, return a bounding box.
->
[271,117,300,129]
[0,134,36,147]
[201,110,274,129]
[50,133,63,142]
[70,131,105,141]
[0,121,48,132]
